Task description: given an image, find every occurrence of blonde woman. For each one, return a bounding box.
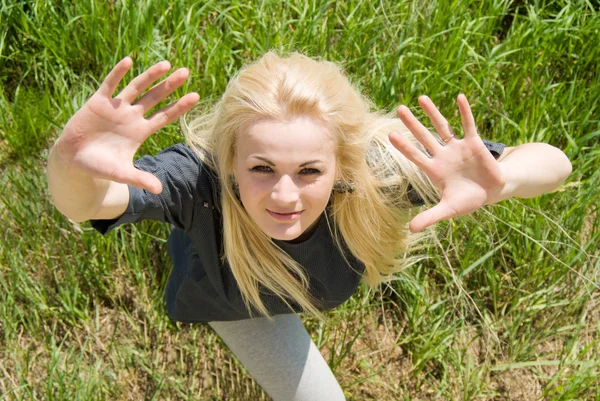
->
[47,52,572,401]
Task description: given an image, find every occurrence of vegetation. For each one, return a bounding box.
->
[1,0,598,399]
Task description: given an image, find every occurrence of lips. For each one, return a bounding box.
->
[267,209,303,221]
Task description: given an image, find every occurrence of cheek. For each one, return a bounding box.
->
[304,179,334,204]
[238,176,271,205]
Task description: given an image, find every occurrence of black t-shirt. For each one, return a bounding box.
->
[91,140,505,322]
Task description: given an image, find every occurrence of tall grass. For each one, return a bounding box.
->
[1,0,598,400]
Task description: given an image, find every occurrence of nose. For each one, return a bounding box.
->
[271,175,300,204]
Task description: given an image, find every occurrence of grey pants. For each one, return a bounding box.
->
[209,314,346,401]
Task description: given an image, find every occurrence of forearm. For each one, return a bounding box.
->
[495,142,572,201]
[47,138,112,223]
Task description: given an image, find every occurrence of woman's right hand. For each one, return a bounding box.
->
[55,57,199,194]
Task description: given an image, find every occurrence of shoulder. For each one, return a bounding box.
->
[139,142,201,165]
[133,142,215,178]
[134,142,220,202]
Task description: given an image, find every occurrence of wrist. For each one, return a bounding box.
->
[494,161,518,202]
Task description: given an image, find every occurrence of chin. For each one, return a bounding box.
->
[265,225,304,241]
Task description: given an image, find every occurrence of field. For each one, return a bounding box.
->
[1,0,599,400]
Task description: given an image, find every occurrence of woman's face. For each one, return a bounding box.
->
[234,116,338,242]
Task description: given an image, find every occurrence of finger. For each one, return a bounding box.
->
[98,57,133,97]
[409,203,457,233]
[388,132,432,169]
[418,95,458,142]
[146,92,200,133]
[134,68,190,114]
[116,60,172,104]
[457,94,478,140]
[397,105,443,155]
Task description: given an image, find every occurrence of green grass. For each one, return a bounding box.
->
[1,0,599,400]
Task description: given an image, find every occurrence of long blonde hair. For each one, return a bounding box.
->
[183,52,438,320]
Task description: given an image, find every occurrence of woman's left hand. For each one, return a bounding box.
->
[388,94,507,233]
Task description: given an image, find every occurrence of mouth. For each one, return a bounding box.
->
[267,209,303,221]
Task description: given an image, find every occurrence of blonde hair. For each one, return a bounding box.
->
[183,52,438,320]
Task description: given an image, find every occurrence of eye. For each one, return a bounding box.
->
[300,168,321,175]
[250,165,273,174]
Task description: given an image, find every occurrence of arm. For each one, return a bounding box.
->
[493,143,572,203]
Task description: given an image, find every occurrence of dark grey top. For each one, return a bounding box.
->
[90,140,505,322]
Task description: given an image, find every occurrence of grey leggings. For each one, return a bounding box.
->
[209,314,346,401]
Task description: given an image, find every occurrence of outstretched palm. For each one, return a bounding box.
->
[389,95,507,233]
[57,57,199,194]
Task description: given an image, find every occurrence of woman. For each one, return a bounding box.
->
[47,52,572,400]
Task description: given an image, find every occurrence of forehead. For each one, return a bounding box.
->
[236,117,336,162]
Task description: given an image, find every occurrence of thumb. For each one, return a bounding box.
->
[409,203,456,233]
[120,167,163,194]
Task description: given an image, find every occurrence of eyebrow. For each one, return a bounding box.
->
[251,156,323,168]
